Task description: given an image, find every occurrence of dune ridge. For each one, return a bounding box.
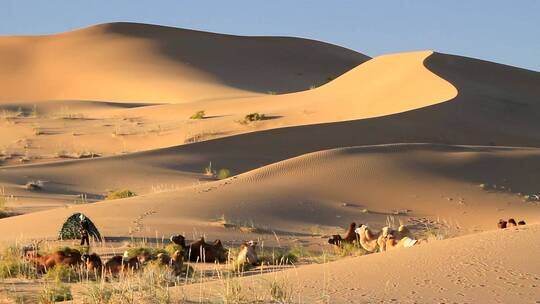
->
[0,22,369,103]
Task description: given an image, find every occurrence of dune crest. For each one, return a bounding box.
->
[0,22,369,103]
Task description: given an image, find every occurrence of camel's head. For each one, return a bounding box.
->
[170,235,186,247]
[328,234,343,246]
[381,226,391,238]
[239,241,258,265]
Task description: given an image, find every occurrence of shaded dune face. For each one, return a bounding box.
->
[0,22,369,103]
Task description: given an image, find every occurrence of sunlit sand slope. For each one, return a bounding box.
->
[0,144,539,243]
[0,22,369,103]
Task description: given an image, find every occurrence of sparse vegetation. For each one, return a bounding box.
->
[106,189,137,200]
[190,110,206,119]
[44,264,78,283]
[204,161,216,177]
[25,180,44,191]
[39,283,73,303]
[0,246,39,279]
[217,168,232,180]
[244,112,265,122]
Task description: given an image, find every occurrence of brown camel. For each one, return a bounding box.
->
[170,235,186,248]
[237,241,258,266]
[103,254,141,276]
[186,237,227,263]
[507,218,517,227]
[497,219,507,229]
[154,250,184,276]
[24,248,82,273]
[328,222,359,247]
[82,253,103,273]
[518,220,526,225]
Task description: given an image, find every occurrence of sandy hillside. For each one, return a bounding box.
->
[1,144,539,243]
[0,22,369,103]
[1,22,540,303]
[179,224,540,303]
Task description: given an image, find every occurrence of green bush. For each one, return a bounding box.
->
[0,247,39,279]
[164,243,183,255]
[244,112,265,122]
[39,283,73,303]
[44,264,78,283]
[105,189,136,200]
[217,168,231,180]
[190,110,205,119]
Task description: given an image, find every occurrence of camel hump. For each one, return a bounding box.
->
[402,237,417,248]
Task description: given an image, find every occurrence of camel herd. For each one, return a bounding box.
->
[21,234,259,278]
[21,219,528,279]
[497,218,526,229]
[328,222,423,253]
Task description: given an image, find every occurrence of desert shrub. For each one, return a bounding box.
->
[244,112,265,122]
[44,264,78,283]
[260,249,298,265]
[190,110,205,119]
[105,189,136,200]
[83,283,113,304]
[0,247,39,279]
[125,246,166,260]
[164,243,183,255]
[269,279,294,303]
[39,283,73,303]
[25,180,43,191]
[217,168,231,180]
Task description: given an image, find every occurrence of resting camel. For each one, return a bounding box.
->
[498,218,526,229]
[170,235,186,248]
[381,234,418,251]
[103,253,141,276]
[24,248,82,273]
[328,222,359,247]
[156,250,184,276]
[82,253,103,273]
[237,241,258,265]
[355,225,380,252]
[186,237,227,263]
[377,225,419,252]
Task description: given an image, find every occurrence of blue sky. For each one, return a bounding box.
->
[1,1,539,71]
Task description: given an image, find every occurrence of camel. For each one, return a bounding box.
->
[170,235,186,248]
[237,241,258,266]
[103,253,141,276]
[355,225,380,252]
[498,218,526,229]
[328,222,359,247]
[81,253,103,273]
[186,237,227,263]
[24,248,82,273]
[382,234,418,251]
[377,225,419,252]
[156,250,184,276]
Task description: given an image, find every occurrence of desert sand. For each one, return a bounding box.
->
[0,22,539,303]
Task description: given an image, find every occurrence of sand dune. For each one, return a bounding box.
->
[1,22,540,303]
[1,144,539,243]
[180,224,540,303]
[0,22,369,103]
